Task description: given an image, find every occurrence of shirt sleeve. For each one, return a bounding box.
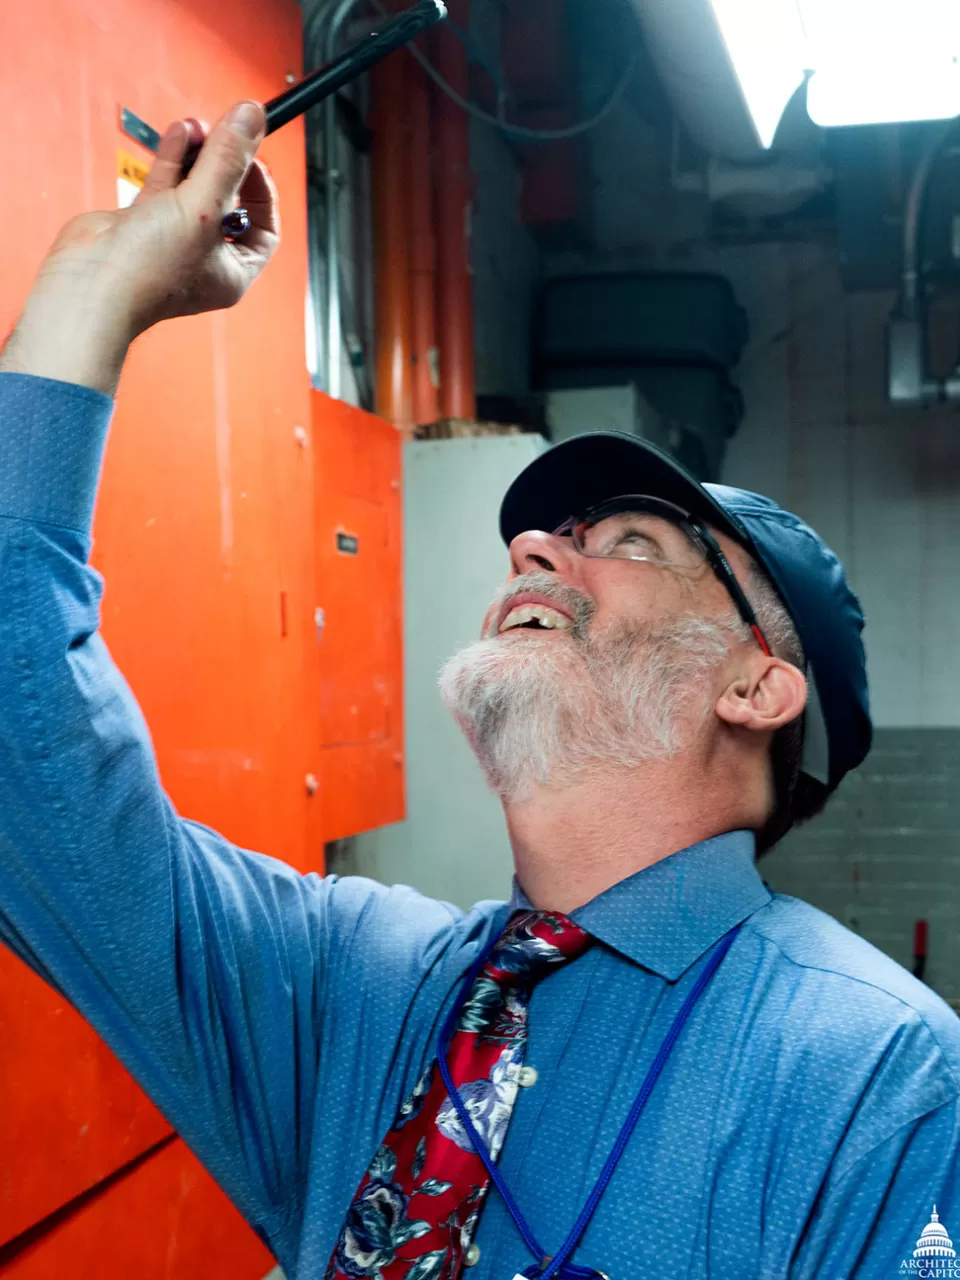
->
[0,373,462,1250]
[788,1015,960,1279]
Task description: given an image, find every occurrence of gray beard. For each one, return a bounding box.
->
[438,573,735,801]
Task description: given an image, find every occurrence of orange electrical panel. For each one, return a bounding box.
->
[0,0,320,1271]
[313,393,406,842]
[0,956,174,1247]
[0,1139,273,1280]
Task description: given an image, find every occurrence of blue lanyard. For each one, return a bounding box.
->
[437,923,741,1280]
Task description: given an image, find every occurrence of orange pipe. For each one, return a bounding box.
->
[431,0,476,421]
[409,60,439,427]
[370,48,413,431]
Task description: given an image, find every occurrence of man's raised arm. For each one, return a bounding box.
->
[0,103,278,392]
[0,103,345,1257]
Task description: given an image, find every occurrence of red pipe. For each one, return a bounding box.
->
[408,60,439,427]
[913,918,928,981]
[431,0,476,422]
[370,47,413,431]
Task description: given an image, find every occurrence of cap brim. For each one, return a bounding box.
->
[500,432,747,547]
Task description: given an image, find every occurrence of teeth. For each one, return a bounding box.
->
[499,603,572,633]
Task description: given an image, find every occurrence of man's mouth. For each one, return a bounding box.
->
[497,597,574,634]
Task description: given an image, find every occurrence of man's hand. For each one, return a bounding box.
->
[0,101,279,394]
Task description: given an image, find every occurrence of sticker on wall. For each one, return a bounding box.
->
[117,149,150,209]
[337,532,360,555]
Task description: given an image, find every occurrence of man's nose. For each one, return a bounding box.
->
[508,529,577,577]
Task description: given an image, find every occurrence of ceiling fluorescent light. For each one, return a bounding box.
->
[707,0,960,140]
[807,61,960,129]
[707,0,809,148]
[801,0,960,127]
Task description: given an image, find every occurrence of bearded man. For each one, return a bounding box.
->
[1,104,959,1280]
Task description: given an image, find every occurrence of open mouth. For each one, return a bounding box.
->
[498,602,572,634]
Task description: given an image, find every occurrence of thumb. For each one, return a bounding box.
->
[183,101,266,213]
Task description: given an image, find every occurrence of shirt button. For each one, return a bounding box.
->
[517,1065,538,1088]
[464,1244,481,1267]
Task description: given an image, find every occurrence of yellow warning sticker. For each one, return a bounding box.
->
[116,149,150,208]
[117,149,150,187]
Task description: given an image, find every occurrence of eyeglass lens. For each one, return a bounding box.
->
[573,509,706,571]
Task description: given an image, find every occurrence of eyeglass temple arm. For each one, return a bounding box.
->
[704,542,772,657]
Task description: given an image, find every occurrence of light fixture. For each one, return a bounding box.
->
[803,0,960,128]
[807,62,960,129]
[707,0,960,145]
[707,0,808,149]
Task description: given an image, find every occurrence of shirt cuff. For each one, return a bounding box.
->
[0,373,114,534]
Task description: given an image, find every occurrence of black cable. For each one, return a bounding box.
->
[369,0,641,143]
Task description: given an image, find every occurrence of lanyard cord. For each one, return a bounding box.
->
[437,925,741,1280]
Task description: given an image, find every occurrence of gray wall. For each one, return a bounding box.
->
[348,435,545,908]
[769,729,960,1001]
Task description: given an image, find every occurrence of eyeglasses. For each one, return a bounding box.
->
[553,495,771,656]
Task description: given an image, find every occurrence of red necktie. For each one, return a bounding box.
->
[326,910,594,1280]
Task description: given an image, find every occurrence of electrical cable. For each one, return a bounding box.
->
[440,12,508,100]
[369,0,640,142]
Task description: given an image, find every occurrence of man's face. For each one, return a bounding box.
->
[439,507,755,800]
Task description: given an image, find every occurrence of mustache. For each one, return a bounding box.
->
[485,572,595,640]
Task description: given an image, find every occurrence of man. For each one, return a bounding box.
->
[1,103,958,1280]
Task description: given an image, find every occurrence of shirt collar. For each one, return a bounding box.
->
[509,830,770,981]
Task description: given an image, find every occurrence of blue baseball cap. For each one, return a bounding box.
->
[499,432,872,793]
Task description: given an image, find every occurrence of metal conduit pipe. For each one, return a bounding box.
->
[304,0,365,399]
[325,0,367,398]
[303,0,340,388]
[888,116,960,406]
[901,121,957,318]
[409,59,439,426]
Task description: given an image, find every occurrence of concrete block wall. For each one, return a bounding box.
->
[701,240,960,1001]
[767,729,960,1001]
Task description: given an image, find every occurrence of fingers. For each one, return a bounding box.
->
[137,120,191,198]
[238,159,281,239]
[183,102,266,216]
[227,159,281,268]
[184,118,206,149]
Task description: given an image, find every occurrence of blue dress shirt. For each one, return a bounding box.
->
[2,371,960,1280]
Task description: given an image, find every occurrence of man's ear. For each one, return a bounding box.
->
[715,657,807,734]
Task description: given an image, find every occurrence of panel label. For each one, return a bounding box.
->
[117,149,150,209]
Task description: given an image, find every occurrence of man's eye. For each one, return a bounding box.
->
[616,527,654,546]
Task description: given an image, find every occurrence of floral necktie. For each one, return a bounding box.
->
[326,910,594,1280]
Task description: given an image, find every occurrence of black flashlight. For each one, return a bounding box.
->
[265,0,446,134]
[209,0,447,235]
